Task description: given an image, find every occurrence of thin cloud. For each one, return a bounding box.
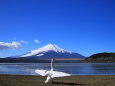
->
[20,40,28,44]
[0,41,23,50]
[34,40,40,44]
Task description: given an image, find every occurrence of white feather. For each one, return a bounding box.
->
[35,70,49,76]
[51,71,71,78]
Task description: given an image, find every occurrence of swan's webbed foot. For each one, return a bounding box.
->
[51,80,53,83]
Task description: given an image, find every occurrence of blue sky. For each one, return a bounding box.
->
[0,0,115,58]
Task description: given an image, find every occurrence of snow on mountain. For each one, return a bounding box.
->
[21,44,72,57]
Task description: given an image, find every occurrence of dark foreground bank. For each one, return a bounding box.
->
[0,74,115,86]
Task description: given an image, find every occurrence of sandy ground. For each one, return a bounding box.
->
[0,74,115,86]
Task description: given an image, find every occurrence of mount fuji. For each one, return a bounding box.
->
[20,44,85,59]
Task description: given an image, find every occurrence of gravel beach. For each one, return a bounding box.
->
[0,74,115,86]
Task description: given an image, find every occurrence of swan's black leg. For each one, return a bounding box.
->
[51,79,53,83]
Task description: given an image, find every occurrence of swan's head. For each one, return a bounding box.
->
[52,59,55,61]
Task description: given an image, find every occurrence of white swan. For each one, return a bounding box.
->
[35,59,71,83]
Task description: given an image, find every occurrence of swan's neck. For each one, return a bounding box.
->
[51,59,54,71]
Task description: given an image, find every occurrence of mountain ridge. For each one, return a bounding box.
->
[20,44,85,59]
[0,44,85,63]
[21,44,72,57]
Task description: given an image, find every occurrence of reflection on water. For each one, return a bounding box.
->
[0,63,115,75]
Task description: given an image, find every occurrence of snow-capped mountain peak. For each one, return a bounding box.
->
[21,44,71,57]
[37,44,71,53]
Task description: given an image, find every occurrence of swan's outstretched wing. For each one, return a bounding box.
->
[52,71,71,78]
[35,69,49,76]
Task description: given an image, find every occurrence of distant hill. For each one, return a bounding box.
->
[84,52,115,62]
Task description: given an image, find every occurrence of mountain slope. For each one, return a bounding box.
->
[20,44,85,59]
[21,44,71,57]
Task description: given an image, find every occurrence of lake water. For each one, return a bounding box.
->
[0,62,115,75]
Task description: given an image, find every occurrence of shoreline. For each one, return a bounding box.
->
[0,74,115,86]
[0,58,84,63]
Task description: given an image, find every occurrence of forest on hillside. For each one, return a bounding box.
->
[84,53,115,62]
